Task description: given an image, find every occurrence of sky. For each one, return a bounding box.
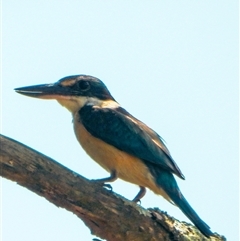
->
[1,1,239,241]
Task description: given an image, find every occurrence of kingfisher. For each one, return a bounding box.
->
[15,74,213,237]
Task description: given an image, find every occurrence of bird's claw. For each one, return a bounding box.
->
[102,183,113,191]
[132,197,141,204]
[91,179,113,191]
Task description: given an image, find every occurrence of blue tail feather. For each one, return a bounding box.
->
[156,171,213,238]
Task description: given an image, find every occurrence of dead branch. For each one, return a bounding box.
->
[0,134,225,241]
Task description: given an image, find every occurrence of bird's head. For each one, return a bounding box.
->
[15,75,116,113]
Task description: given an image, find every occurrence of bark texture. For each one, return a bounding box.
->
[0,134,226,241]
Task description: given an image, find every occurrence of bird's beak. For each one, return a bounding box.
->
[14,83,69,100]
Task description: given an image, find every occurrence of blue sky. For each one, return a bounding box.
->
[1,1,239,240]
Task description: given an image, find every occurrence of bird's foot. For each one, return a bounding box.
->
[91,179,113,191]
[91,171,117,191]
[102,183,113,191]
[132,186,146,204]
[132,197,141,204]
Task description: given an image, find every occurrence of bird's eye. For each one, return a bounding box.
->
[78,81,90,91]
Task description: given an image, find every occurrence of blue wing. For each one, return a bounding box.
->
[79,104,185,179]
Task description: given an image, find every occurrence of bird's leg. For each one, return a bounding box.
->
[92,170,117,190]
[132,186,146,203]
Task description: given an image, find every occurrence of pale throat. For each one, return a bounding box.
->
[56,96,120,114]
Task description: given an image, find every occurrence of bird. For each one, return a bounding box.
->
[15,74,213,237]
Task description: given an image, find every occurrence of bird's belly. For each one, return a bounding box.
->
[73,120,170,200]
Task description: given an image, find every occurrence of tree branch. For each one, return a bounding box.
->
[0,134,225,241]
